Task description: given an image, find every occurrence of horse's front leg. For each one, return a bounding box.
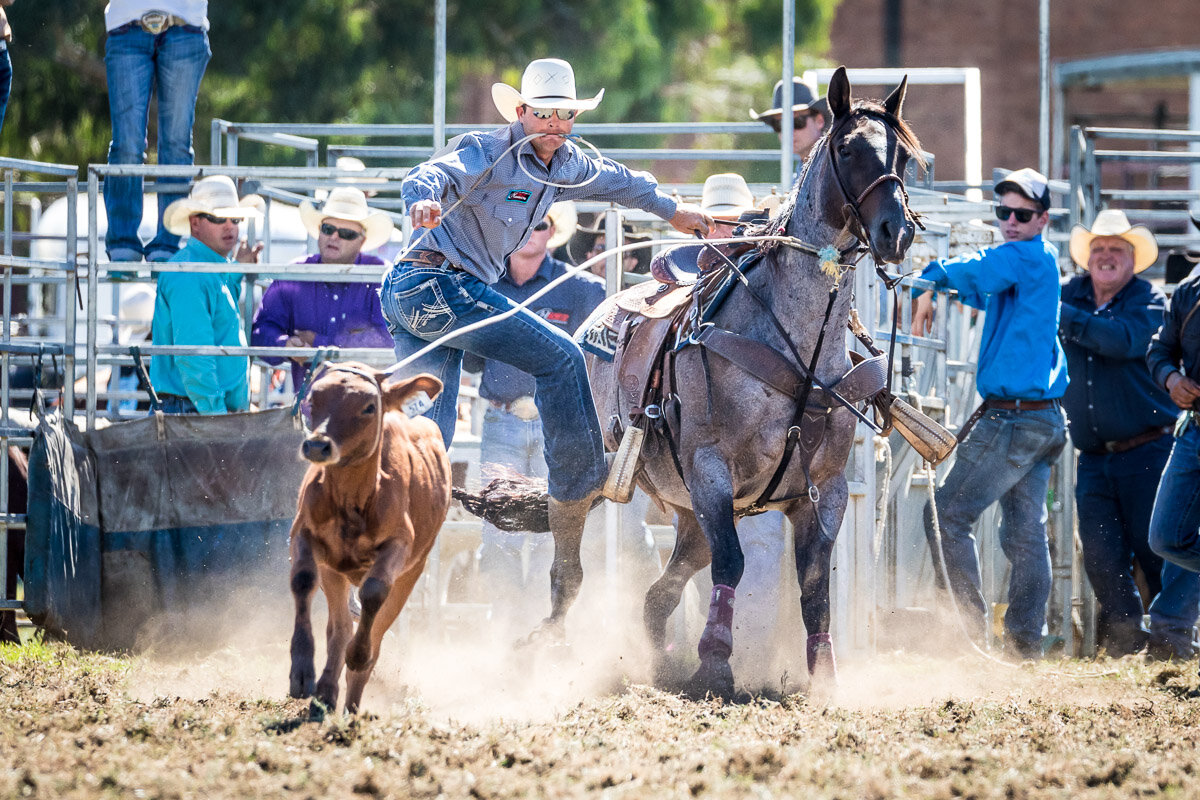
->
[789,474,849,694]
[686,448,742,698]
[521,489,600,647]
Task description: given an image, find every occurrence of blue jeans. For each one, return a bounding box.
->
[156,394,198,414]
[380,263,607,502]
[1150,423,1200,572]
[924,405,1067,651]
[0,46,11,135]
[104,25,210,262]
[1077,436,1199,651]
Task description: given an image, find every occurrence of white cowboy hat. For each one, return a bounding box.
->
[491,58,605,123]
[299,187,394,251]
[1068,208,1158,273]
[700,173,758,221]
[162,175,264,236]
[544,201,577,250]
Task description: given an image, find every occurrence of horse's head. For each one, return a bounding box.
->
[816,66,924,265]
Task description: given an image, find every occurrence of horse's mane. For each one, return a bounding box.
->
[851,98,926,170]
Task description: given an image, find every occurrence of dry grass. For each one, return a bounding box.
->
[3,634,1200,799]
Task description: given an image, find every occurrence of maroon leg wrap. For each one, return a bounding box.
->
[697,584,736,663]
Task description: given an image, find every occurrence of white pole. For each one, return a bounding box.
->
[1191,72,1200,217]
[781,0,795,186]
[434,0,447,149]
[963,69,983,200]
[1039,0,1051,178]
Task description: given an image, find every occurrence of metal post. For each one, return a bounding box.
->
[211,120,222,166]
[2,169,12,430]
[86,171,99,428]
[434,0,447,150]
[780,0,795,186]
[1038,0,1050,177]
[1191,72,1200,217]
[962,69,983,199]
[1052,66,1067,180]
[65,176,78,419]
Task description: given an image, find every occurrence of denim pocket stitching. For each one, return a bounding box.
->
[390,276,456,337]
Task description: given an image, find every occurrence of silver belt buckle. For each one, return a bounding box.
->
[139,11,171,34]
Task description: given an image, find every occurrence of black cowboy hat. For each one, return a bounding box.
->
[750,77,830,129]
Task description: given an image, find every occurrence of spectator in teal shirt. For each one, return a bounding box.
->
[910,168,1069,660]
[149,175,263,414]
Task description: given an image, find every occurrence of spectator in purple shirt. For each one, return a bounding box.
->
[251,187,394,388]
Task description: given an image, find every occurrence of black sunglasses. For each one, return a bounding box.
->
[197,212,237,225]
[532,219,551,232]
[995,205,1038,224]
[320,222,364,241]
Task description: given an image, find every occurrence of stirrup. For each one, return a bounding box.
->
[601,426,643,504]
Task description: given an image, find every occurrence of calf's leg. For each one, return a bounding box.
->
[288,531,319,699]
[315,567,354,711]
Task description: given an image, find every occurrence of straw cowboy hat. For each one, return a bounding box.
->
[162,175,264,236]
[299,187,394,251]
[750,76,829,127]
[700,173,759,221]
[491,58,605,123]
[544,201,577,250]
[1068,208,1159,273]
[1187,211,1200,264]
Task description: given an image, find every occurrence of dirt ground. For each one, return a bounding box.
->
[3,628,1200,800]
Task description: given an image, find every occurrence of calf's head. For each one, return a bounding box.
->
[301,363,442,466]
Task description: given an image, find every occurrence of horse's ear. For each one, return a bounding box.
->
[883,75,908,118]
[827,66,851,119]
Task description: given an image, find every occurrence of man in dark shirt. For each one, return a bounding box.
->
[1147,211,1200,658]
[1060,209,1199,658]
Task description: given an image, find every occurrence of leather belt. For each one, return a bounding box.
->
[984,398,1059,411]
[957,397,1060,443]
[401,250,447,267]
[1102,425,1173,455]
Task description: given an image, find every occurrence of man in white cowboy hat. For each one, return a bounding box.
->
[1060,209,1199,658]
[910,167,1068,659]
[252,186,394,388]
[751,77,830,170]
[1146,209,1200,655]
[150,175,263,414]
[388,57,712,582]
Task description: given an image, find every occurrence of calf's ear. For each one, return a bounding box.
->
[382,373,444,417]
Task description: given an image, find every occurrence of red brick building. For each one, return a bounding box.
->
[828,0,1200,182]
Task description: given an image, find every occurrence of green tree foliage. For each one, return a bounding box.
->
[0,0,839,171]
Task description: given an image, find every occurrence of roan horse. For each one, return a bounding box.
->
[558,67,922,697]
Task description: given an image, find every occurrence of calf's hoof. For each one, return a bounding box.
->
[289,665,315,699]
[314,678,339,713]
[345,636,373,673]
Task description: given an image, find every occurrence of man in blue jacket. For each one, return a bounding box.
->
[150,175,263,414]
[911,168,1069,659]
[1060,209,1198,659]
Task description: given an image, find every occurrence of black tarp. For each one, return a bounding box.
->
[25,408,308,650]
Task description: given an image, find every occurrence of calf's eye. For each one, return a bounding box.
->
[362,403,376,415]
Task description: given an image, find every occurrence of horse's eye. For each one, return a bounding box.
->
[362,403,376,416]
[837,143,851,157]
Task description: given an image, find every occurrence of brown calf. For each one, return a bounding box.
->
[288,363,450,714]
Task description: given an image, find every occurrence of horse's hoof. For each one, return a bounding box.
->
[514,621,565,651]
[683,659,736,700]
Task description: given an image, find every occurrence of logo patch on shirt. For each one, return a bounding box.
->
[544,311,569,324]
[506,190,531,203]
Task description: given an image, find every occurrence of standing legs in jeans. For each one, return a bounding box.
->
[923,407,1067,656]
[1148,424,1200,654]
[104,25,210,262]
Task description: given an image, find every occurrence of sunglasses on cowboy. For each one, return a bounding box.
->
[995,205,1040,224]
[524,106,576,121]
[319,222,364,241]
